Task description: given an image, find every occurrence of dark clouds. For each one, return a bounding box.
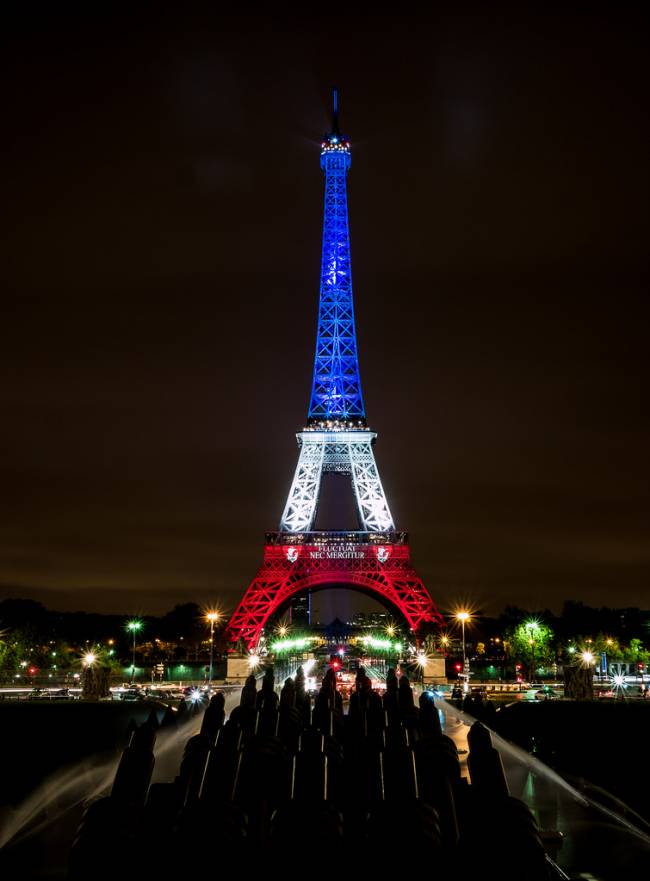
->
[1,9,648,616]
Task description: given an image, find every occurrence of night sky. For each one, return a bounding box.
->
[2,9,648,619]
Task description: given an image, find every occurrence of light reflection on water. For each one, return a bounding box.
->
[0,689,242,851]
[436,698,650,879]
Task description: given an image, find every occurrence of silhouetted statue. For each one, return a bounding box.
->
[398,675,414,711]
[564,664,594,700]
[240,674,257,708]
[256,666,278,710]
[81,664,111,700]
[280,676,296,708]
[383,668,399,715]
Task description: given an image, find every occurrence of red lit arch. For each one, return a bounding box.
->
[227,538,443,649]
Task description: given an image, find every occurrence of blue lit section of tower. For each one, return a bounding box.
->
[307,92,365,424]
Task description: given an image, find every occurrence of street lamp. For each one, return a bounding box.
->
[455,611,471,689]
[415,652,427,687]
[248,653,261,670]
[528,638,535,681]
[523,619,541,682]
[126,619,143,684]
[205,611,220,685]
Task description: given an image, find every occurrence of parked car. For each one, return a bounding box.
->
[120,688,144,701]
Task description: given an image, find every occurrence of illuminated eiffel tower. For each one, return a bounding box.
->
[227,92,443,648]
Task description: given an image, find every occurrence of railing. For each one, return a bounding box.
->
[265,530,409,545]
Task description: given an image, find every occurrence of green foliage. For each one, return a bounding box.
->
[625,638,649,664]
[0,637,15,670]
[506,618,555,676]
[0,628,31,672]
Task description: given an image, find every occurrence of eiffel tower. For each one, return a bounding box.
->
[227,92,443,648]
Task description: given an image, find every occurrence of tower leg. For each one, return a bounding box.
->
[280,437,325,532]
[348,438,395,532]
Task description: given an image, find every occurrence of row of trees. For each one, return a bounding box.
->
[479,612,649,679]
[0,599,226,678]
[416,604,650,680]
[2,597,649,682]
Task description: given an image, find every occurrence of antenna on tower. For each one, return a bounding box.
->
[332,87,340,135]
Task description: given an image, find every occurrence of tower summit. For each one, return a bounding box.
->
[308,89,364,425]
[226,94,443,648]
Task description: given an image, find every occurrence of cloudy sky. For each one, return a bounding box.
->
[2,8,648,619]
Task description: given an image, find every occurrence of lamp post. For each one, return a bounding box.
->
[415,652,427,688]
[455,611,471,690]
[126,619,143,684]
[524,620,540,683]
[206,611,220,686]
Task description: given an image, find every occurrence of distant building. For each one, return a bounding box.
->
[289,591,311,628]
[348,611,390,629]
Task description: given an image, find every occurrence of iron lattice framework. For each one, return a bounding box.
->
[308,138,364,422]
[227,94,443,647]
[280,430,394,533]
[228,535,443,648]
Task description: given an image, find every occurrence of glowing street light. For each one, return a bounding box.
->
[83,652,96,667]
[415,652,427,686]
[581,650,595,666]
[126,619,143,684]
[523,618,542,682]
[248,653,261,670]
[205,610,220,685]
[455,611,471,679]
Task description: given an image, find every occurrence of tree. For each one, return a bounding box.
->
[507,618,555,680]
[0,628,33,681]
[625,638,649,665]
